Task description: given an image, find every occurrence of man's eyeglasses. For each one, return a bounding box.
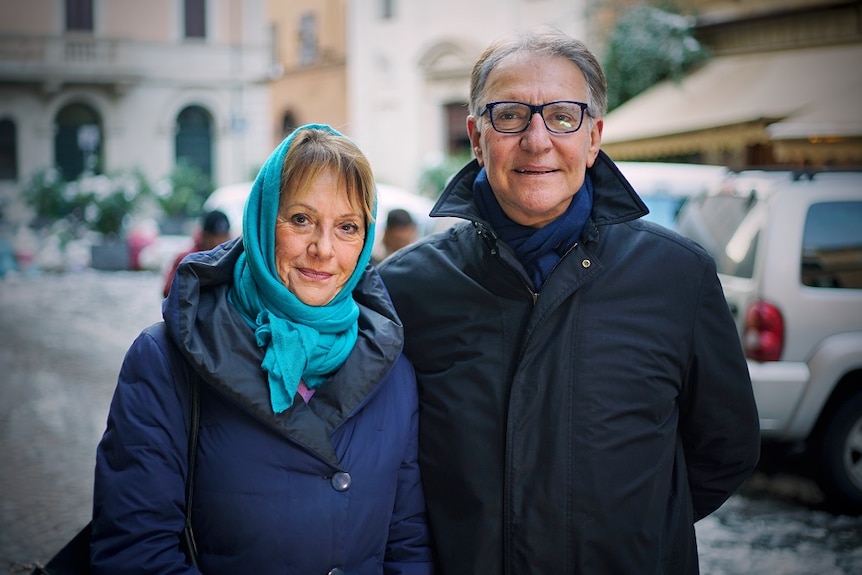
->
[480,101,589,134]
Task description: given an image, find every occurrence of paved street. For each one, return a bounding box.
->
[0,270,163,572]
[1,269,861,573]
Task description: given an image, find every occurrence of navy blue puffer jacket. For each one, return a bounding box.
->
[91,239,433,574]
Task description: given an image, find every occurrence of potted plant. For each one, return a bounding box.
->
[73,169,150,270]
[154,162,213,234]
[21,166,151,270]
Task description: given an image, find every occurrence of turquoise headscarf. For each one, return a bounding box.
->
[229,124,377,414]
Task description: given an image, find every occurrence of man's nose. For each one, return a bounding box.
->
[521,111,553,148]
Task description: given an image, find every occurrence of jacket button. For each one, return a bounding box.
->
[330,471,351,491]
[328,569,345,575]
[582,259,591,268]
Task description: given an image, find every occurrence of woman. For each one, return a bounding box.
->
[91,124,434,574]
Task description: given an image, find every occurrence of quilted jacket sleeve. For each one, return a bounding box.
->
[90,324,200,574]
[383,356,436,575]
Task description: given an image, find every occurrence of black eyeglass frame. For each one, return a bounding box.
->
[479,100,590,134]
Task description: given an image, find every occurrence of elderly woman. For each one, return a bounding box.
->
[91,124,434,574]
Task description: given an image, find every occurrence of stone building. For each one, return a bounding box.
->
[0,0,273,193]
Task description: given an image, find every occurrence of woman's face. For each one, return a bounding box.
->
[467,52,603,228]
[275,168,366,306]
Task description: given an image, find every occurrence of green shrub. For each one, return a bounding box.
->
[22,167,150,238]
[155,161,213,219]
[603,5,709,111]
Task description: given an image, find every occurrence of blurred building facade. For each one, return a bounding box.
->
[0,0,273,194]
[267,0,349,143]
[346,0,587,191]
[601,0,862,169]
[4,0,855,226]
[268,0,587,192]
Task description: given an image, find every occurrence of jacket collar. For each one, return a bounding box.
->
[430,149,649,230]
[163,238,404,468]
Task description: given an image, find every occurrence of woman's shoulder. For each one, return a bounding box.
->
[120,322,194,406]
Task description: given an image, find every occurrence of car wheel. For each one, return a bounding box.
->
[816,391,862,511]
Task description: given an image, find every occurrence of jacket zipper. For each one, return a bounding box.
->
[475,221,590,574]
[475,222,585,305]
[475,223,539,303]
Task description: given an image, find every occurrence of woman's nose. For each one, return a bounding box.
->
[309,226,335,258]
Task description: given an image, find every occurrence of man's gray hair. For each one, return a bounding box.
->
[468,27,607,120]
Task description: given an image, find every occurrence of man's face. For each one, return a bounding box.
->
[467,53,603,228]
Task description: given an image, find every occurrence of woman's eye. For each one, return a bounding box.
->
[290,213,310,225]
[339,222,361,235]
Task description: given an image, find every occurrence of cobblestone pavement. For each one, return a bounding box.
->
[0,270,162,573]
[1,269,860,574]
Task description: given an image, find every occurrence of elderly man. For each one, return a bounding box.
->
[378,27,759,574]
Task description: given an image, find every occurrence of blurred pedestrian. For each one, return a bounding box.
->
[373,208,418,264]
[92,124,433,574]
[378,27,760,574]
[162,209,232,297]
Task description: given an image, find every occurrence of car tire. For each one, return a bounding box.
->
[816,391,862,512]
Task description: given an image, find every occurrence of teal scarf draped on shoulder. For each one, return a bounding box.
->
[228,124,376,413]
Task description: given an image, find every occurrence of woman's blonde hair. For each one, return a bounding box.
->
[280,128,376,227]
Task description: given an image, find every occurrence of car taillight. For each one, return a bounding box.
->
[742,299,784,361]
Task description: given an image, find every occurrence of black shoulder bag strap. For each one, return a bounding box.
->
[31,370,202,574]
[182,370,201,566]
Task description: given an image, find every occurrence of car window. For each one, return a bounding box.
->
[677,193,760,278]
[641,195,687,230]
[801,201,862,289]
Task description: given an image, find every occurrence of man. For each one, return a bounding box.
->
[377,28,760,574]
[374,208,419,264]
[162,209,231,297]
[382,208,419,257]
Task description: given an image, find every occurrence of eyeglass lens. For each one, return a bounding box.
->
[489,102,584,134]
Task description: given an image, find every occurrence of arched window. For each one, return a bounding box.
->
[54,102,102,181]
[281,110,298,138]
[175,105,213,180]
[445,102,470,155]
[0,119,17,180]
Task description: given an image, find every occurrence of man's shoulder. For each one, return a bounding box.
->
[377,228,471,309]
[601,218,717,281]
[380,223,473,272]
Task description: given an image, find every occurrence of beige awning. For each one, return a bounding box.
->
[601,43,862,158]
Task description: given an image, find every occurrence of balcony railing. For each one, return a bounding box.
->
[0,35,118,66]
[0,34,271,86]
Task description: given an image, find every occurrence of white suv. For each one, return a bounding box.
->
[676,170,862,510]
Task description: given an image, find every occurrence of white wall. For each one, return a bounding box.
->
[347,0,587,194]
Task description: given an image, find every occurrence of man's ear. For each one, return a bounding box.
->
[586,117,603,168]
[467,116,484,167]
